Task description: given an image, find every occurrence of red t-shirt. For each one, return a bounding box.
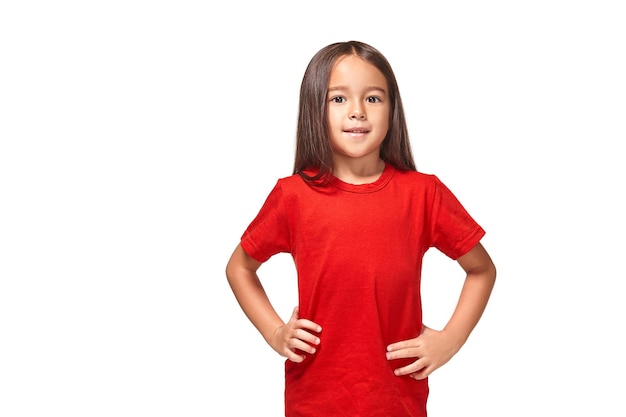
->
[241,164,485,417]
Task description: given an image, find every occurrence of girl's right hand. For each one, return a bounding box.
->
[268,306,322,363]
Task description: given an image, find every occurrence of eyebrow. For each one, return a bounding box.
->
[327,86,387,94]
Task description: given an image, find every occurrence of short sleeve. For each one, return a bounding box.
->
[240,180,291,263]
[429,176,485,260]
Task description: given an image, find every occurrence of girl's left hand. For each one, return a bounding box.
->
[385,325,461,380]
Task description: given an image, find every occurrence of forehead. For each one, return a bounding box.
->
[328,55,387,90]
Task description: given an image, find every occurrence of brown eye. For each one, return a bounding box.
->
[330,96,346,103]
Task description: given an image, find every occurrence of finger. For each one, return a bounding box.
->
[285,349,306,363]
[393,359,426,377]
[289,338,318,355]
[410,362,435,380]
[409,368,430,380]
[386,341,403,352]
[293,328,321,346]
[386,347,420,360]
[296,319,322,333]
[291,306,322,333]
[387,339,416,352]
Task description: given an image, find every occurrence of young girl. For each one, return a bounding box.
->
[226,40,496,417]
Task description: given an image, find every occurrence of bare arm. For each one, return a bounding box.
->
[442,241,497,349]
[386,242,496,379]
[225,244,321,362]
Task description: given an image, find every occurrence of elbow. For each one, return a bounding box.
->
[225,257,238,287]
[487,261,497,289]
[225,244,262,287]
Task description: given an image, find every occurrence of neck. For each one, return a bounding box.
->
[332,157,386,185]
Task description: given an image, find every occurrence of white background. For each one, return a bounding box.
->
[1,1,624,415]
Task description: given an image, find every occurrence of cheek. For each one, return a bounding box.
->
[327,120,340,146]
[328,110,342,125]
[378,113,390,133]
[327,113,344,137]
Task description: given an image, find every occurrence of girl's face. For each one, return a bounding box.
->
[327,54,390,167]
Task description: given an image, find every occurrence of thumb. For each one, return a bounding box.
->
[290,306,300,321]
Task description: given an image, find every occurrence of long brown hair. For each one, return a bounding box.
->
[293,41,416,184]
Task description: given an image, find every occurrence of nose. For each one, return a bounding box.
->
[350,110,366,121]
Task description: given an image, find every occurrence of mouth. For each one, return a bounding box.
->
[343,128,370,134]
